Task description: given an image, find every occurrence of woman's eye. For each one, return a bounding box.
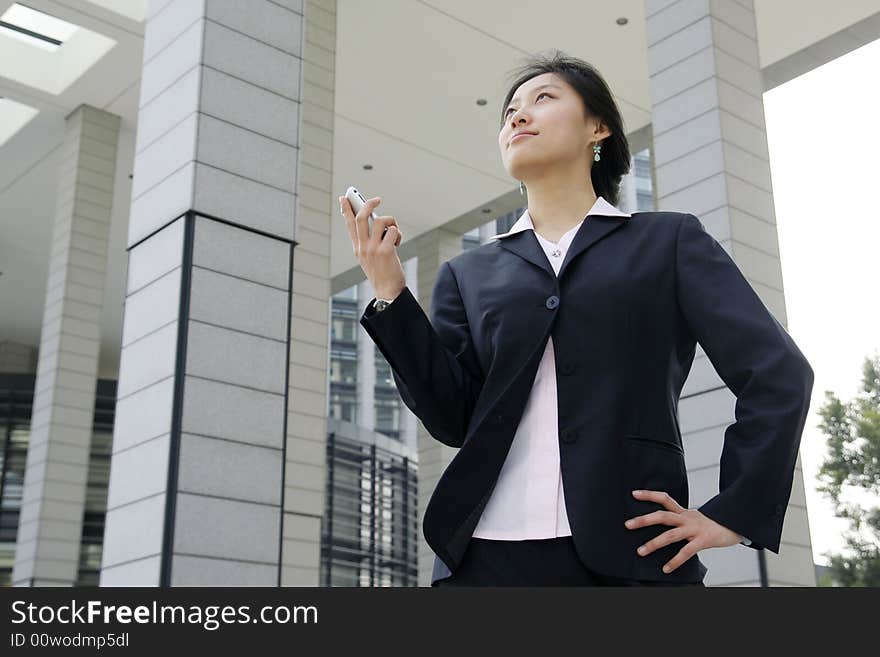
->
[504,92,551,117]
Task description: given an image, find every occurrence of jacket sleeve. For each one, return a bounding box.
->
[675,213,814,553]
[359,260,485,448]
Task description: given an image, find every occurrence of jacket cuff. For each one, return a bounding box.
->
[699,493,782,552]
[362,287,413,323]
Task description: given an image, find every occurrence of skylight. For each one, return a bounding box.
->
[0,3,115,95]
[0,3,79,51]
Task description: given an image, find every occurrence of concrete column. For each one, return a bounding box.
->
[356,279,376,429]
[280,0,335,587]
[100,0,314,587]
[13,105,120,586]
[413,227,464,587]
[399,257,420,453]
[644,0,813,586]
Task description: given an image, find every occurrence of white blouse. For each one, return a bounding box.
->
[470,197,751,546]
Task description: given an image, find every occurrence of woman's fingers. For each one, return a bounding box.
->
[355,197,381,249]
[339,196,381,254]
[371,216,401,246]
[381,224,401,247]
[339,197,357,249]
[338,197,402,251]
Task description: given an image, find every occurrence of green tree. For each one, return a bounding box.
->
[815,352,880,586]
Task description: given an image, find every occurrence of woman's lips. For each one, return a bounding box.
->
[510,133,536,144]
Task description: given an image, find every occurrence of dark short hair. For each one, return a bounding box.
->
[500,49,631,206]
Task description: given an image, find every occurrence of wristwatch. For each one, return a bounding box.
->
[373,297,396,312]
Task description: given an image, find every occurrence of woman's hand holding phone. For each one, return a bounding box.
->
[339,195,406,301]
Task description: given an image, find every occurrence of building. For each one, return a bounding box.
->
[4,0,870,586]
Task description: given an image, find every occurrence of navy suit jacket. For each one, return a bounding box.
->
[360,210,814,584]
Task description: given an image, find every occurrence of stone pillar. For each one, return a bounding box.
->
[398,258,420,453]
[100,0,321,587]
[13,105,120,586]
[356,279,376,429]
[279,0,335,587]
[644,0,813,586]
[413,228,464,586]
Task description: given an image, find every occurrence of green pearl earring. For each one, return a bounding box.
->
[593,143,602,162]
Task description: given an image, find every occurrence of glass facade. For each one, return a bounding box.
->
[0,374,30,587]
[374,353,401,440]
[0,374,112,587]
[321,430,418,587]
[329,282,411,443]
[329,292,359,424]
[634,147,654,211]
[79,380,114,586]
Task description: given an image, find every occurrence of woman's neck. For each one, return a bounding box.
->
[526,185,598,243]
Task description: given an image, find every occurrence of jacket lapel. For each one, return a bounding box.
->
[557,214,628,280]
[495,213,628,281]
[494,229,555,278]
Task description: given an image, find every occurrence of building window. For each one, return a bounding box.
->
[0,374,114,587]
[329,387,357,423]
[374,394,401,441]
[322,434,418,586]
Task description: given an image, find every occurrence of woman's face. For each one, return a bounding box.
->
[498,72,603,183]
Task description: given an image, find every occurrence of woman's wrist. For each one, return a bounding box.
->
[374,287,404,301]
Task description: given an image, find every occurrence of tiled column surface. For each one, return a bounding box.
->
[13,105,120,586]
[280,0,334,587]
[414,228,464,587]
[644,0,814,586]
[399,258,420,454]
[0,341,37,374]
[356,279,376,429]
[99,0,308,586]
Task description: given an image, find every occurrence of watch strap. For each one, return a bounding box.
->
[373,297,395,312]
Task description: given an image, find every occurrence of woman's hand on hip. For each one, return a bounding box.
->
[339,195,406,300]
[624,489,745,574]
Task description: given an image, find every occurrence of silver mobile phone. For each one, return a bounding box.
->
[344,186,388,239]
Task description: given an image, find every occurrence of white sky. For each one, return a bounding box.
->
[763,37,880,566]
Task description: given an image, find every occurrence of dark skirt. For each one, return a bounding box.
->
[432,536,705,587]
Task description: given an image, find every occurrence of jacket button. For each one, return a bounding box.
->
[546,295,559,309]
[560,361,575,375]
[775,503,784,514]
[560,428,576,443]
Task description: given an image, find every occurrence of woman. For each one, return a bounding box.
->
[339,51,814,586]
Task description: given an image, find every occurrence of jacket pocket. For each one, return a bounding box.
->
[624,434,683,455]
[623,435,689,516]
